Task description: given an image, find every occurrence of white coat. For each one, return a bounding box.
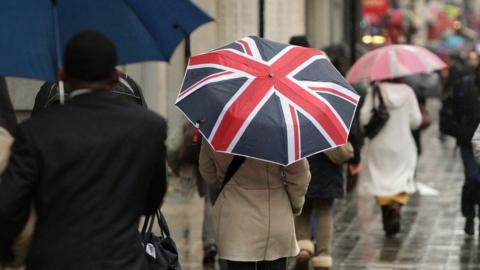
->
[358,82,422,196]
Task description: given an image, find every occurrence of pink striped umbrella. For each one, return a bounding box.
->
[346,45,447,83]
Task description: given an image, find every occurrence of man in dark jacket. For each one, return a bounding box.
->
[0,31,167,269]
[443,64,480,235]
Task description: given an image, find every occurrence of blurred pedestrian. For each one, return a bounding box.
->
[167,122,223,267]
[359,79,422,237]
[199,140,311,270]
[289,35,362,270]
[0,31,167,269]
[442,63,480,235]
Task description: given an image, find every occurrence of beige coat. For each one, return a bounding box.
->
[199,141,311,261]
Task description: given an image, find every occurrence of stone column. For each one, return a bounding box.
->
[264,0,306,43]
[306,0,332,48]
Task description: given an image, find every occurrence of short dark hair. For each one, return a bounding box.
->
[64,31,117,81]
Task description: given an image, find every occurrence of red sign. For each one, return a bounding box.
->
[363,0,389,16]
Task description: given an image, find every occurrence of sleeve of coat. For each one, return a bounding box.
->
[284,159,311,216]
[472,124,480,163]
[144,119,168,215]
[199,140,219,184]
[408,87,422,130]
[359,88,373,128]
[0,126,38,262]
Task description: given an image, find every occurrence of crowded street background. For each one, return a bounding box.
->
[2,0,480,270]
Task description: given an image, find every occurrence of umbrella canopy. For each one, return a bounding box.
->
[346,45,447,83]
[0,0,212,82]
[175,36,360,165]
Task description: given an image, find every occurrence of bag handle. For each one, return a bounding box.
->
[212,155,245,205]
[141,210,172,244]
[141,214,155,244]
[372,82,386,109]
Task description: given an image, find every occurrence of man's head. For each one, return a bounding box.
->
[60,31,119,92]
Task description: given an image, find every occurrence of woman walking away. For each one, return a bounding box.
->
[199,140,311,270]
[359,80,422,237]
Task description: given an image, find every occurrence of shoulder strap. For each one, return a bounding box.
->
[373,84,386,108]
[213,155,246,205]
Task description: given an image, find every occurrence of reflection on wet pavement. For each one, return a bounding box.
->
[162,121,480,269]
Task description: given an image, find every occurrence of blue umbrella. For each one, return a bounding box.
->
[0,0,212,82]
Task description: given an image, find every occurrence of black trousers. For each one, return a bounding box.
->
[460,146,480,219]
[227,258,287,270]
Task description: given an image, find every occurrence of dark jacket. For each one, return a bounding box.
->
[443,76,480,146]
[306,154,343,199]
[0,91,167,270]
[306,117,362,199]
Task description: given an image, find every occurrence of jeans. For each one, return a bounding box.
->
[460,146,480,219]
[227,258,286,270]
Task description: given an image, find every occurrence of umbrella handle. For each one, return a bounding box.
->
[174,24,191,66]
[192,119,205,144]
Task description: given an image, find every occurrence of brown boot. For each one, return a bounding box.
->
[294,240,314,270]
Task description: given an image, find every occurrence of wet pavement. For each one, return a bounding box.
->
[162,106,479,270]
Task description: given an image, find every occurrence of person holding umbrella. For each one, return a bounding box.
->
[0,32,167,269]
[359,78,421,237]
[347,45,447,237]
[199,141,311,270]
[178,36,359,270]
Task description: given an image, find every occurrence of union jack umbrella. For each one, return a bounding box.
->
[175,36,360,165]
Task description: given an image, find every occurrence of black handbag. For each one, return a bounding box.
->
[141,210,181,270]
[363,83,390,139]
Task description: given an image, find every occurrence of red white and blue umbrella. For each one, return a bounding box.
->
[175,36,360,165]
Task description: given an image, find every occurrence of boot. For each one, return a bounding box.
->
[465,218,474,236]
[312,255,332,270]
[294,240,314,270]
[381,203,401,237]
